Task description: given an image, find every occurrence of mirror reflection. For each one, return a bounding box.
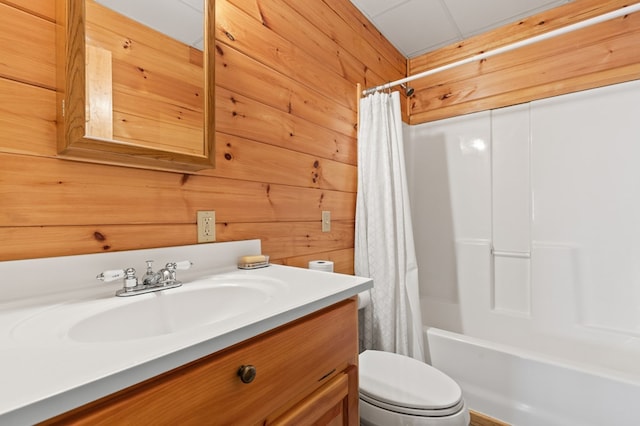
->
[84,0,205,154]
[57,0,214,172]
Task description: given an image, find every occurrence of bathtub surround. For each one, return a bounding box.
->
[356,91,424,361]
[407,79,640,425]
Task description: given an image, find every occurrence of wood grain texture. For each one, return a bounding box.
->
[321,0,406,77]
[85,45,113,139]
[408,0,640,124]
[56,0,214,172]
[214,41,357,140]
[0,153,355,226]
[470,409,511,426]
[215,86,356,166]
[0,0,55,20]
[209,132,357,191]
[215,0,360,111]
[0,79,57,156]
[2,0,396,268]
[42,299,358,425]
[0,3,56,89]
[409,0,635,75]
[5,0,636,274]
[230,0,367,87]
[271,373,349,425]
[280,248,355,275]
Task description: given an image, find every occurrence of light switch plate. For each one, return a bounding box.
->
[322,210,331,232]
[197,211,215,243]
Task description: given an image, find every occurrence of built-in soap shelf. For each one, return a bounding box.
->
[491,249,530,259]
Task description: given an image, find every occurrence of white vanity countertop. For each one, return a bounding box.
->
[0,240,372,424]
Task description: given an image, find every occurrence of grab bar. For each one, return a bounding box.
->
[492,249,530,259]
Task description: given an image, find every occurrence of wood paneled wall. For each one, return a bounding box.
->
[0,0,405,273]
[407,0,640,124]
[3,0,638,274]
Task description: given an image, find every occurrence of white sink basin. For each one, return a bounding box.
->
[12,274,289,343]
[0,241,374,425]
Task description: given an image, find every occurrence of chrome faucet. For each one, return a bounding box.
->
[97,260,193,297]
[141,260,159,286]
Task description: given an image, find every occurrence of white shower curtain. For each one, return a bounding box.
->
[355,91,425,362]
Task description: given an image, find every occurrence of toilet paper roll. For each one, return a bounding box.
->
[357,290,371,309]
[308,260,334,272]
[308,260,370,308]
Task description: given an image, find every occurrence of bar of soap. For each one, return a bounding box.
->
[238,255,267,264]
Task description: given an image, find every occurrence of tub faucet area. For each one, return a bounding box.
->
[97,260,192,297]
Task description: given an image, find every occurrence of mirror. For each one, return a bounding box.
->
[56,0,215,172]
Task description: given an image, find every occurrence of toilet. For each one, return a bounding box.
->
[359,350,470,425]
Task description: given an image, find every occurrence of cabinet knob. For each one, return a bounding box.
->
[237,365,257,384]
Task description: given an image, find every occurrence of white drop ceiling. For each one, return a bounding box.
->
[349,0,573,58]
[96,0,574,58]
[96,0,205,50]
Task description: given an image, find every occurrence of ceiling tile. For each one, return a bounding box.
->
[370,0,461,57]
[350,0,574,58]
[444,0,570,37]
[350,0,410,18]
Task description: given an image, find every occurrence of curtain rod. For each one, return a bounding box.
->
[362,2,640,96]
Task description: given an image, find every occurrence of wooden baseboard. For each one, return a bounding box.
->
[470,409,511,426]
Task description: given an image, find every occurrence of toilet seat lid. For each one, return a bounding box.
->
[359,350,462,411]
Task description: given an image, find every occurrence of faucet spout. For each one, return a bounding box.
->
[141,260,159,286]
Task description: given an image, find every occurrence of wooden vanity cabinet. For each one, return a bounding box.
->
[42,298,359,425]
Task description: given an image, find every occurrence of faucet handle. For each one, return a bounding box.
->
[171,261,193,270]
[97,268,138,289]
[123,267,138,289]
[96,269,126,282]
[157,261,192,285]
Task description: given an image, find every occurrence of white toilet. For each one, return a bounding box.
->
[359,350,470,426]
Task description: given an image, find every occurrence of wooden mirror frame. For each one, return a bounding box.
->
[55,0,215,172]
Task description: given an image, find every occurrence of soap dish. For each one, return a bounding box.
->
[237,255,270,270]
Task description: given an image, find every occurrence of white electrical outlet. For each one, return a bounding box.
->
[322,210,331,232]
[197,211,215,243]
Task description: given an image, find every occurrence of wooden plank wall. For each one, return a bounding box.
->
[407,0,640,124]
[4,0,636,272]
[0,0,406,273]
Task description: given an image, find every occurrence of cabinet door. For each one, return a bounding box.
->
[42,299,358,425]
[270,364,359,426]
[272,373,349,425]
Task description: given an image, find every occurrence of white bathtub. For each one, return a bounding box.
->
[426,327,640,426]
